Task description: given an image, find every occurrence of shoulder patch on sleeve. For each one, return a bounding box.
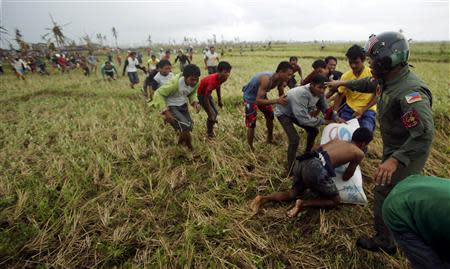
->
[405,92,422,104]
[401,109,420,128]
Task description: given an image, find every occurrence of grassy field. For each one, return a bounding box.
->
[0,43,449,268]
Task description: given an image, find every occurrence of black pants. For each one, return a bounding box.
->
[277,115,319,172]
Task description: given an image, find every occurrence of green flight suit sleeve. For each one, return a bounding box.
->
[391,89,434,167]
[345,77,378,93]
[149,74,180,111]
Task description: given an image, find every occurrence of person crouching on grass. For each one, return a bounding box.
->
[150,64,201,150]
[197,61,232,137]
[250,127,373,217]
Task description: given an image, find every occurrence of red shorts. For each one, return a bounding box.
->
[244,100,274,128]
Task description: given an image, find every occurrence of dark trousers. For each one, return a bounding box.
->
[373,153,430,247]
[391,230,450,269]
[277,115,319,172]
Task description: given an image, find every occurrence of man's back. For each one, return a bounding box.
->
[321,139,364,168]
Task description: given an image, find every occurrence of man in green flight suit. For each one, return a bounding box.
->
[326,31,434,254]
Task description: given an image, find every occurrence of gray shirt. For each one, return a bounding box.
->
[166,77,196,107]
[275,84,329,127]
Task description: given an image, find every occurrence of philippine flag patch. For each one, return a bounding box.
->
[405,92,422,104]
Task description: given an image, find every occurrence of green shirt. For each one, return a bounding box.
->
[149,73,199,111]
[382,175,450,261]
[345,66,434,168]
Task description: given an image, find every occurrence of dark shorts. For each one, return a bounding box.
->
[105,71,114,78]
[169,104,193,132]
[292,157,338,198]
[198,95,218,118]
[244,100,274,128]
[127,72,139,84]
[207,66,217,74]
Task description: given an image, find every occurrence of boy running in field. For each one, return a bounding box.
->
[197,61,232,137]
[153,60,174,88]
[150,64,201,150]
[287,56,303,88]
[204,46,219,74]
[147,54,159,72]
[122,51,146,89]
[12,57,26,80]
[101,60,118,81]
[250,127,373,217]
[174,49,191,72]
[242,61,293,151]
[87,52,98,74]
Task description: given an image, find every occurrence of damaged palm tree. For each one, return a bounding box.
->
[46,13,70,48]
[15,28,29,51]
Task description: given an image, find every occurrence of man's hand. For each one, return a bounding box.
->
[277,95,288,105]
[374,157,399,186]
[193,102,201,113]
[325,80,345,88]
[162,110,175,125]
[218,100,223,108]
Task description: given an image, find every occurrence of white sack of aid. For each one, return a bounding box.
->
[320,119,367,204]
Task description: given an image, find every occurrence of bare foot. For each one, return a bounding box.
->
[287,199,302,218]
[250,196,263,214]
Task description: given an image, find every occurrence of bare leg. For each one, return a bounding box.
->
[287,195,340,218]
[250,190,297,214]
[181,131,193,151]
[266,117,274,143]
[247,128,255,151]
[207,119,215,137]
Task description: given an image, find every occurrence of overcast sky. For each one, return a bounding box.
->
[1,0,449,48]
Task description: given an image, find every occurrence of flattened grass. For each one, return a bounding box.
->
[0,43,449,268]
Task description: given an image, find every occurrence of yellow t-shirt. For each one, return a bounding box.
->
[338,66,376,111]
[147,59,159,70]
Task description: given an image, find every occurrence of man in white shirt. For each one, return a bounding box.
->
[204,46,219,74]
[122,51,145,89]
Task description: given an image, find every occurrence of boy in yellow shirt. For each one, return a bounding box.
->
[334,45,377,132]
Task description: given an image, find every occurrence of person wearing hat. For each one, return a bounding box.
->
[275,74,344,174]
[326,31,434,254]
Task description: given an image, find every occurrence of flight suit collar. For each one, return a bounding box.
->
[383,65,410,88]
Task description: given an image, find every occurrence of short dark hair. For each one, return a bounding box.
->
[276,61,293,72]
[324,56,337,64]
[312,59,327,69]
[217,61,232,72]
[310,74,330,85]
[183,64,201,78]
[165,50,171,54]
[289,56,298,62]
[345,45,366,61]
[158,60,171,68]
[352,127,373,144]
